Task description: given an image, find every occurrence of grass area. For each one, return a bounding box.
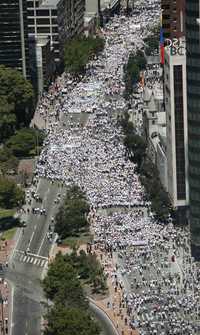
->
[62,233,93,249]
[0,209,15,219]
[1,227,17,240]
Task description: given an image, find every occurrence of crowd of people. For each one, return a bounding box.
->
[33,0,200,334]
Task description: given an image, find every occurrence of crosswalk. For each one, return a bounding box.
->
[13,250,48,268]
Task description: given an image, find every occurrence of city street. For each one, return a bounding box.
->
[5,1,200,334]
[7,179,65,335]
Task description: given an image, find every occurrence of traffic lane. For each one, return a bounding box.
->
[11,281,43,335]
[17,178,52,251]
[38,188,66,258]
[30,183,65,256]
[24,182,60,254]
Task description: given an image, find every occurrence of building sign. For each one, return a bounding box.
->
[165,38,186,56]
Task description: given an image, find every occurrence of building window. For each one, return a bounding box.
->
[174,64,186,200]
[36,9,50,16]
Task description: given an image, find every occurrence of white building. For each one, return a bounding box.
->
[164,41,189,213]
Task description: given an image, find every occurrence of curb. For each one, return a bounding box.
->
[89,297,120,335]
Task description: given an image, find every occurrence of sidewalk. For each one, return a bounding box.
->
[94,250,139,335]
[0,238,16,334]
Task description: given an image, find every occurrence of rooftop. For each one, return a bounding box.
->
[40,0,60,8]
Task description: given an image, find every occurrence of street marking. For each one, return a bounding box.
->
[19,254,24,262]
[28,231,35,248]
[33,259,37,265]
[27,257,30,262]
[36,259,40,266]
[41,260,45,267]
[37,234,47,255]
[23,256,27,262]
[30,257,34,263]
[15,250,48,260]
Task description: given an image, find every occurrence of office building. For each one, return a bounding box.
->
[27,0,85,64]
[27,0,85,93]
[161,0,185,39]
[164,43,189,221]
[27,0,60,63]
[0,0,29,78]
[186,0,200,257]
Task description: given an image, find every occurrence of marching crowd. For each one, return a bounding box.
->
[33,0,200,334]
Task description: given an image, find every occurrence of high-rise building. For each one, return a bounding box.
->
[0,0,29,78]
[161,0,189,224]
[57,0,85,61]
[164,44,189,220]
[27,0,85,65]
[186,0,200,258]
[161,0,185,39]
[27,0,60,63]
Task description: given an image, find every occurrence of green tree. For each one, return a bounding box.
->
[45,305,100,335]
[42,253,88,309]
[0,96,16,142]
[64,37,105,75]
[124,133,147,168]
[0,177,24,208]
[120,113,172,221]
[124,53,140,98]
[64,250,107,293]
[6,128,44,157]
[0,147,19,175]
[0,65,34,126]
[55,186,90,239]
[135,50,147,70]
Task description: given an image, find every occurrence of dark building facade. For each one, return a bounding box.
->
[57,0,85,63]
[162,0,185,39]
[186,0,200,258]
[0,0,29,78]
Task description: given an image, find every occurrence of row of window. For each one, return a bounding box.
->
[27,9,57,17]
[28,26,58,34]
[28,18,58,25]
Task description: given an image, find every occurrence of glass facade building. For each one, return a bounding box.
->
[0,0,29,78]
[186,0,200,257]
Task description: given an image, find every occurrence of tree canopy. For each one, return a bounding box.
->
[6,128,44,157]
[120,113,172,221]
[64,36,105,75]
[0,65,34,127]
[0,96,16,142]
[124,50,146,98]
[0,177,24,209]
[44,305,100,335]
[42,253,101,335]
[144,24,160,56]
[0,147,18,175]
[55,185,90,239]
[64,250,107,293]
[42,253,88,309]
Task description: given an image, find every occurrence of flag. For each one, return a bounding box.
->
[160,26,165,65]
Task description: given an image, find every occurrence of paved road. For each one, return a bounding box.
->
[7,112,92,335]
[7,178,65,335]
